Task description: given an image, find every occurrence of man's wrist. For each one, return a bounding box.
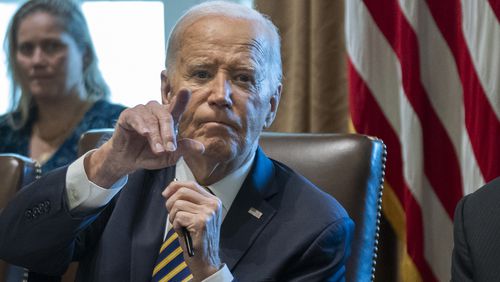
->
[199,264,233,282]
[66,151,128,212]
[85,143,132,188]
[192,265,221,282]
[189,255,223,282]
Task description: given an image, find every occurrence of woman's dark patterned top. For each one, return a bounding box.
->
[0,100,126,174]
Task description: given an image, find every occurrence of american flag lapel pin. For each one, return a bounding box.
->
[248,207,263,219]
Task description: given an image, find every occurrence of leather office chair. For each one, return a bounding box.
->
[77,128,113,157]
[0,153,40,209]
[0,153,41,282]
[259,132,386,282]
[78,129,387,282]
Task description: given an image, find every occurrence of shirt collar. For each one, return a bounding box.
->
[175,152,255,220]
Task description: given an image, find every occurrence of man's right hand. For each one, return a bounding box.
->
[85,89,205,188]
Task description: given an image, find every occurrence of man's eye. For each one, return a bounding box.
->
[18,43,34,56]
[236,74,249,82]
[235,73,254,84]
[193,70,210,79]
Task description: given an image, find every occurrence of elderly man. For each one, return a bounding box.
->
[0,1,353,281]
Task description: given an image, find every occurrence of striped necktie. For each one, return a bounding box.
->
[151,227,193,282]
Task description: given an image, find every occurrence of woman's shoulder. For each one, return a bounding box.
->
[0,113,13,131]
[0,113,28,152]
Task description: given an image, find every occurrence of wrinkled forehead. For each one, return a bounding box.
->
[184,15,263,38]
[177,16,270,63]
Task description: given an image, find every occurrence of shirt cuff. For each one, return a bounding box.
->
[201,264,233,282]
[65,149,128,212]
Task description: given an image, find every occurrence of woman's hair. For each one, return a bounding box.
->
[3,0,110,129]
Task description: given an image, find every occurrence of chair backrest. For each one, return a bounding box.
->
[259,132,386,282]
[78,128,114,157]
[0,153,40,282]
[78,129,387,282]
[0,153,40,209]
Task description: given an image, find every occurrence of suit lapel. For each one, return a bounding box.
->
[130,168,175,281]
[220,148,279,270]
[127,148,278,277]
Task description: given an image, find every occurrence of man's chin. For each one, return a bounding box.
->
[198,137,236,159]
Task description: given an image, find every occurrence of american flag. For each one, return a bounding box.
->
[346,0,500,281]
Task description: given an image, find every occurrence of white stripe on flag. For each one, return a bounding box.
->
[421,177,454,281]
[462,0,500,119]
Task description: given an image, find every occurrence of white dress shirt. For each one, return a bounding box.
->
[65,150,255,282]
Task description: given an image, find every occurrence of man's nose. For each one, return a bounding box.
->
[208,73,233,108]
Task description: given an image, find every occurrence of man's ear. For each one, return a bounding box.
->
[161,70,172,104]
[264,84,282,128]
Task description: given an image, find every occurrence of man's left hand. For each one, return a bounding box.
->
[163,181,223,281]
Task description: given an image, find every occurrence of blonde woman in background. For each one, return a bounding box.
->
[0,0,125,173]
[0,0,125,281]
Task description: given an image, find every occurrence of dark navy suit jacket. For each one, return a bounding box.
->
[452,176,500,282]
[0,148,354,282]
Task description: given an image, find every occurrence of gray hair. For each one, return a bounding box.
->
[165,1,282,94]
[3,0,109,129]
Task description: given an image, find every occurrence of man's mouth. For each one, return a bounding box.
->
[200,120,237,131]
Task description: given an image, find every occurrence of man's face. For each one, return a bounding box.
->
[165,16,280,164]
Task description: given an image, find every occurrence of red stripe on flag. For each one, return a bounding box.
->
[488,0,500,22]
[426,0,500,182]
[349,60,438,282]
[363,0,463,218]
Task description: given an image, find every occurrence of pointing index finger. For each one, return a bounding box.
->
[169,89,191,126]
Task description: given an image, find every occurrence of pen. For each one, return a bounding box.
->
[183,227,195,257]
[173,178,195,257]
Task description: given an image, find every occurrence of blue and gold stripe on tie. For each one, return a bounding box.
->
[151,227,193,282]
